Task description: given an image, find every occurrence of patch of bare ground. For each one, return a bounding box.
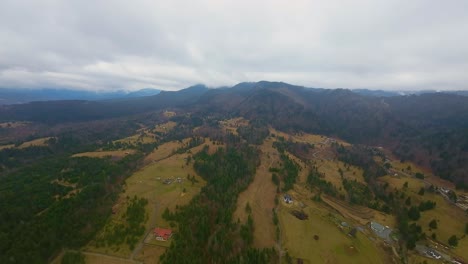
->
[321,194,375,225]
[84,252,140,264]
[234,136,279,248]
[72,150,136,159]
[135,244,166,263]
[218,117,249,135]
[51,179,77,188]
[320,194,396,228]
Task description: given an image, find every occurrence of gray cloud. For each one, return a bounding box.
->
[0,0,467,91]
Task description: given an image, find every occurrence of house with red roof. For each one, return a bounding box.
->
[154,227,173,241]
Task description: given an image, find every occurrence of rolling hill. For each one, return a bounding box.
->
[1,82,467,263]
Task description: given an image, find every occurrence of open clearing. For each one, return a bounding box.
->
[114,131,156,145]
[272,131,397,263]
[135,244,166,263]
[320,194,395,228]
[270,128,350,147]
[219,117,249,135]
[85,139,206,260]
[316,159,366,184]
[143,140,185,164]
[278,195,388,264]
[0,137,54,150]
[143,137,220,166]
[84,252,140,264]
[153,121,177,134]
[234,136,279,248]
[18,137,54,148]
[72,150,136,159]
[0,144,14,150]
[379,174,468,260]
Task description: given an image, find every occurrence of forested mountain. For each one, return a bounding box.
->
[0,88,161,105]
[1,81,467,263]
[0,85,207,123]
[1,81,467,185]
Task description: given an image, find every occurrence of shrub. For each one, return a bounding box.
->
[448,235,458,247]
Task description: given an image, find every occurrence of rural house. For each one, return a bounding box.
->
[369,221,392,242]
[284,194,293,204]
[154,227,173,241]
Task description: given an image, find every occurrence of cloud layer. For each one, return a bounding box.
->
[1,0,467,91]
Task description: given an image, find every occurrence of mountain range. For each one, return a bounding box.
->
[0,81,467,186]
[1,80,468,263]
[0,87,161,105]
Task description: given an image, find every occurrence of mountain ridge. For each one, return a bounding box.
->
[0,81,466,186]
[0,87,162,105]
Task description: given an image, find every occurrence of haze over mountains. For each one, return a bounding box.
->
[0,88,161,105]
[1,80,467,263]
[1,81,467,186]
[1,84,467,106]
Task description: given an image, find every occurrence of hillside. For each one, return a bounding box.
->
[1,82,466,186]
[0,81,467,263]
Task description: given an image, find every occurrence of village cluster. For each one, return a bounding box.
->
[280,192,468,263]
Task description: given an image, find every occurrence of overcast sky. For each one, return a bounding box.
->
[1,0,467,91]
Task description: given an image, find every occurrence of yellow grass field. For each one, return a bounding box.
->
[85,139,206,261]
[379,175,425,195]
[234,136,279,248]
[51,251,140,264]
[153,121,177,134]
[144,140,185,164]
[312,159,363,199]
[219,117,249,135]
[0,144,14,150]
[278,198,389,264]
[135,244,167,263]
[0,137,54,150]
[321,194,373,225]
[269,128,322,145]
[316,159,366,184]
[18,137,53,148]
[270,128,351,147]
[72,150,136,159]
[114,131,156,145]
[379,174,468,260]
[84,253,139,264]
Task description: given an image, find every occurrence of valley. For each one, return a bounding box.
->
[43,118,468,263]
[0,82,467,264]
